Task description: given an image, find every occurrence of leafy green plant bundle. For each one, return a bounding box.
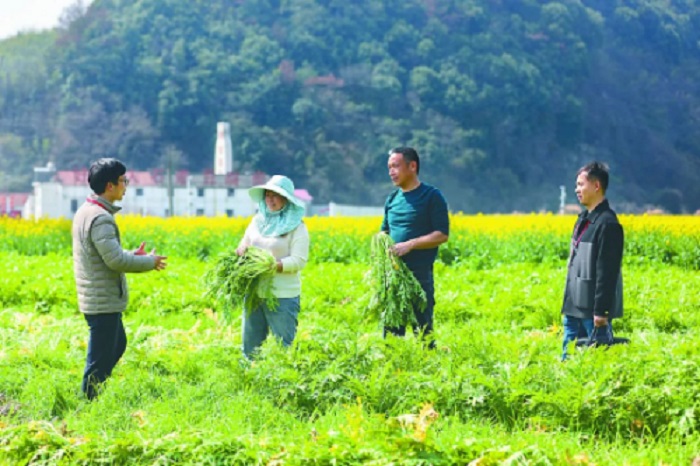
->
[364,232,425,328]
[204,246,278,320]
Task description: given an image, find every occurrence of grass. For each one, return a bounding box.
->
[1,253,700,464]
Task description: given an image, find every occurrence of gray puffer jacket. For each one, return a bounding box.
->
[72,195,155,314]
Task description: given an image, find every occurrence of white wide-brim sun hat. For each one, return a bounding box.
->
[248,175,304,207]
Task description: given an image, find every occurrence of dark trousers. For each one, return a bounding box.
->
[562,315,614,361]
[82,313,127,400]
[384,265,436,348]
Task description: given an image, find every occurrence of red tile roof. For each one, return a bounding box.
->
[0,193,30,214]
[56,170,157,186]
[55,170,89,185]
[294,189,313,202]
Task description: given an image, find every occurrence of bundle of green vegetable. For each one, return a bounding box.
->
[204,246,278,321]
[364,232,425,328]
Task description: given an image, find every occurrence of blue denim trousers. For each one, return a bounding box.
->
[82,312,127,400]
[561,315,614,360]
[383,265,436,348]
[242,296,300,359]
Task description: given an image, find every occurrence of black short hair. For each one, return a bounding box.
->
[389,146,420,174]
[88,158,126,194]
[578,161,609,193]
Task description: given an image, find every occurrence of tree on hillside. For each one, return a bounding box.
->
[0,0,699,211]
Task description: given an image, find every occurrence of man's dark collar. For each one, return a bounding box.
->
[585,198,609,224]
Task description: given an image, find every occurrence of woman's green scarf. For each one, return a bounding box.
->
[255,200,304,237]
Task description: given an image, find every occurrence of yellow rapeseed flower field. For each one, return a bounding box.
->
[2,213,700,240]
[1,214,698,267]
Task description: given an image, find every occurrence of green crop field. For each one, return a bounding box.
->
[1,216,699,465]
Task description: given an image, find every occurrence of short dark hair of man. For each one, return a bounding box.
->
[389,146,421,175]
[578,161,609,193]
[88,158,127,195]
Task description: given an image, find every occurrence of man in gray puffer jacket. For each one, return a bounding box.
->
[73,158,167,399]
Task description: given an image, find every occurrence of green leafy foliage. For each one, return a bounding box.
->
[1,255,700,463]
[2,1,700,211]
[204,246,277,321]
[364,232,424,328]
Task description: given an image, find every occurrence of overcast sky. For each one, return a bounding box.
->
[0,0,93,40]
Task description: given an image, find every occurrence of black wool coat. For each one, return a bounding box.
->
[561,199,624,319]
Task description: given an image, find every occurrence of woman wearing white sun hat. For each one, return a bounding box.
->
[235,175,310,359]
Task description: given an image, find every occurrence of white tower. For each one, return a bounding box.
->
[214,122,233,175]
[559,185,566,214]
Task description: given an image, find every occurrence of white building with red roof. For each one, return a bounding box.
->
[29,163,272,218]
[24,123,314,219]
[0,193,30,218]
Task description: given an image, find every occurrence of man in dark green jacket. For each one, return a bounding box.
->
[561,161,624,360]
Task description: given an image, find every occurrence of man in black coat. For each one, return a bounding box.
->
[561,161,624,360]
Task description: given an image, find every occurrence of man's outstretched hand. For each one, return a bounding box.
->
[136,242,167,270]
[150,247,167,271]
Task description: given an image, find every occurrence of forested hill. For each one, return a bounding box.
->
[1,0,699,213]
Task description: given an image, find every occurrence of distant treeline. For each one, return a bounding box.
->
[1,0,698,212]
